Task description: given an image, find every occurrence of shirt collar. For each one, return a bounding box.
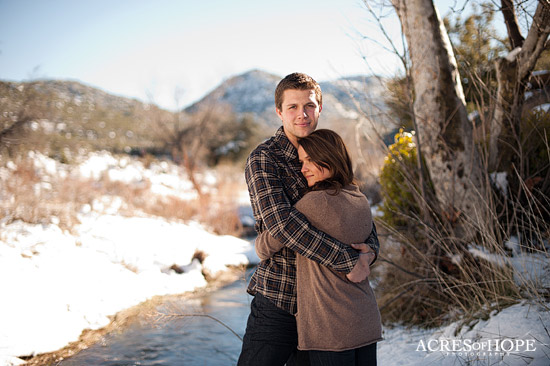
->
[274,126,299,162]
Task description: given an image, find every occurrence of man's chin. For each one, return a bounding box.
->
[296,126,315,136]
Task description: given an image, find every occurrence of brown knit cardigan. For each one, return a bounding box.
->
[255,185,382,351]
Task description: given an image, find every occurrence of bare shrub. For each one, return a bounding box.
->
[0,153,247,237]
[194,165,245,237]
[0,157,81,230]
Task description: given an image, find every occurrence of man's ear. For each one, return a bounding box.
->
[319,104,323,113]
[275,108,283,120]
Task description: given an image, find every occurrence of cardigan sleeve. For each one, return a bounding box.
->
[254,230,284,261]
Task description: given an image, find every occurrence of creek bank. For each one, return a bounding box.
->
[24,267,248,366]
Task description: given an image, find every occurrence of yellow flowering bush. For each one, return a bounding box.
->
[379,129,422,228]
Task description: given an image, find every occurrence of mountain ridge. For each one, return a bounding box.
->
[185,69,391,134]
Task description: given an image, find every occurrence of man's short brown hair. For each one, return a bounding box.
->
[275,72,322,111]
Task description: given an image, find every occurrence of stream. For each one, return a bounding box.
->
[59,270,254,366]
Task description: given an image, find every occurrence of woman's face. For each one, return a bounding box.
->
[298,145,332,187]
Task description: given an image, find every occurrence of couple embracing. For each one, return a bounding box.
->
[238,72,382,366]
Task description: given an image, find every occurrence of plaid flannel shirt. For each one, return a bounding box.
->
[245,127,380,314]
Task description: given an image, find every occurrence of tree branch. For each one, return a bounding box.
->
[518,0,550,80]
[500,0,525,49]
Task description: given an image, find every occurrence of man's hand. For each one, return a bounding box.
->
[345,243,376,283]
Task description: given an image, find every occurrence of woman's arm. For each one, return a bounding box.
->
[255,230,285,261]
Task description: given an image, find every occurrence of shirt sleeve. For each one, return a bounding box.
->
[365,222,380,265]
[245,149,359,273]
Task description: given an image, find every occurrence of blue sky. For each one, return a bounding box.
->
[1,0,473,110]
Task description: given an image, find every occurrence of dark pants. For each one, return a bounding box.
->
[309,343,377,366]
[237,293,310,366]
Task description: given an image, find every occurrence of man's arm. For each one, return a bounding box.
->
[365,222,380,264]
[346,217,380,281]
[246,149,359,273]
[254,222,379,266]
[253,210,374,263]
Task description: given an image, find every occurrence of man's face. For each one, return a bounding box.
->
[276,89,322,148]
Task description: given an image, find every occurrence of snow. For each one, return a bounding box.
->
[377,237,550,365]
[534,103,550,113]
[470,239,550,290]
[490,171,508,197]
[1,151,549,366]
[379,302,550,365]
[505,47,522,62]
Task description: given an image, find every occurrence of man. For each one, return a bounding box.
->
[238,72,379,366]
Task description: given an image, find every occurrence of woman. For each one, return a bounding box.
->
[255,129,382,365]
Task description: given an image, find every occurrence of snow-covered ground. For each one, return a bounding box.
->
[0,151,258,365]
[1,152,549,365]
[378,302,549,365]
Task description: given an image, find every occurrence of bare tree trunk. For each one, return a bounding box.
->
[391,0,485,223]
[490,0,550,172]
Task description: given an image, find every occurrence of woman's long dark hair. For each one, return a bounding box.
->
[298,129,355,194]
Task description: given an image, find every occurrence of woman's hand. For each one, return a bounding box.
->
[352,243,376,265]
[345,243,375,282]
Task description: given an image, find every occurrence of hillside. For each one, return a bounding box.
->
[0,80,172,158]
[185,69,281,128]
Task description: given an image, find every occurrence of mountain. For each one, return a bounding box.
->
[1,70,392,170]
[185,69,281,128]
[320,75,389,121]
[185,70,393,175]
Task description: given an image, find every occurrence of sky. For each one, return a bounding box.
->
[1,0,472,110]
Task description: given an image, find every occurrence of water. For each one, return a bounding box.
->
[59,271,253,366]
